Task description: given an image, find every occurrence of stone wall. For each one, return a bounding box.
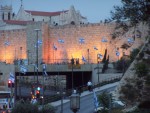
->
[0,62,15,91]
[26,22,43,64]
[46,23,118,64]
[0,28,27,63]
[0,22,147,65]
[44,23,147,64]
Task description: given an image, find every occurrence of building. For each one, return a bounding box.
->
[0,4,87,26]
[0,3,147,91]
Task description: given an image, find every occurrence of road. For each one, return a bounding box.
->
[55,87,115,113]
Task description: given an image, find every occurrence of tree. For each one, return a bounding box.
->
[134,62,149,77]
[102,49,107,63]
[130,48,140,62]
[39,104,56,113]
[111,0,150,25]
[102,55,109,73]
[11,101,56,113]
[115,58,130,72]
[98,92,110,109]
[110,0,150,37]
[11,101,39,113]
[120,82,139,103]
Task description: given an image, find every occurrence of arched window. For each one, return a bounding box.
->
[12,13,15,17]
[70,21,75,25]
[8,12,11,20]
[2,13,4,20]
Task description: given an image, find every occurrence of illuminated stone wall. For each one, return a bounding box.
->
[0,22,147,64]
[0,29,27,64]
[44,23,147,64]
[45,23,118,64]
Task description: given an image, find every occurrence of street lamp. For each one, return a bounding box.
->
[57,82,66,113]
[71,58,74,89]
[97,53,103,84]
[70,93,80,113]
[34,29,41,83]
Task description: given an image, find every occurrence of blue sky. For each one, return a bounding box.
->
[1,0,122,23]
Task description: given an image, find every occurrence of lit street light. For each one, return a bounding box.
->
[97,53,103,84]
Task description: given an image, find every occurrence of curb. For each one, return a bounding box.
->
[50,82,119,107]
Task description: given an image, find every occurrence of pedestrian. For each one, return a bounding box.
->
[73,88,77,94]
[87,80,92,91]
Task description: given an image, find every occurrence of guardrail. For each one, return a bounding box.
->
[42,75,122,104]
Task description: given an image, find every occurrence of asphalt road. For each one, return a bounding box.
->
[55,87,115,113]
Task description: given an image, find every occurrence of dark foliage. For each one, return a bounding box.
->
[102,49,107,63]
[11,101,56,113]
[102,55,109,73]
[130,48,140,62]
[115,58,130,72]
[134,62,149,77]
[138,101,150,109]
[110,0,150,26]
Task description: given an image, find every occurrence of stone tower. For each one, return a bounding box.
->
[0,5,13,20]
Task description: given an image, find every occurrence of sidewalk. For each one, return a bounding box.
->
[50,82,119,107]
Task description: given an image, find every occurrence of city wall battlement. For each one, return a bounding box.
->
[0,22,146,65]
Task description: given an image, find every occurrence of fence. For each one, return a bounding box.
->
[42,75,122,104]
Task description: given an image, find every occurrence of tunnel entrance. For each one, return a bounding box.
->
[66,71,92,89]
[15,71,92,90]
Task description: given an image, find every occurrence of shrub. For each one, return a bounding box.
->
[120,83,139,102]
[115,59,130,72]
[11,101,56,113]
[39,104,56,113]
[130,48,140,62]
[134,62,149,78]
[11,101,39,113]
[102,49,107,63]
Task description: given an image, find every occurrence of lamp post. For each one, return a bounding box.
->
[34,29,41,83]
[57,80,66,113]
[71,58,74,89]
[70,93,80,113]
[19,47,22,99]
[87,49,89,64]
[97,54,100,84]
[97,53,103,84]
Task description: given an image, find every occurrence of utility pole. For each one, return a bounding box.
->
[97,54,100,84]
[108,93,112,113]
[71,58,74,89]
[19,47,22,100]
[87,49,89,64]
[34,29,41,83]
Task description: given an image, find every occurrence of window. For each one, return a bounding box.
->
[2,13,4,20]
[8,12,11,20]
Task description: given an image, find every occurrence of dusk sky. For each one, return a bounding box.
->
[1,0,122,23]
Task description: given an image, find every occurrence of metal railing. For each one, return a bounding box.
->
[42,75,122,104]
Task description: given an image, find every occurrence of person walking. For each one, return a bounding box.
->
[87,80,92,91]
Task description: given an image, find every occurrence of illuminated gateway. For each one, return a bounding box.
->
[0,3,146,90]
